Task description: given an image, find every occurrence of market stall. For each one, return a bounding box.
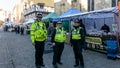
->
[84,13,116,54]
[59,7,120,58]
[82,8,120,59]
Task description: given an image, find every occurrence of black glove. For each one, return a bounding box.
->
[82,42,87,50]
[70,43,73,47]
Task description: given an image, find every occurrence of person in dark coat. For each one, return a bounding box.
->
[20,25,24,35]
[47,23,55,42]
[48,23,54,37]
[101,24,110,33]
[15,25,18,34]
[17,26,20,34]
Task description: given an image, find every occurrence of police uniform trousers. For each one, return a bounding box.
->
[72,40,84,65]
[35,41,45,66]
[52,42,64,65]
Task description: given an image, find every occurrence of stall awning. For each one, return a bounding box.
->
[53,8,82,22]
[23,19,35,25]
[61,7,117,18]
[42,12,58,22]
[87,13,114,19]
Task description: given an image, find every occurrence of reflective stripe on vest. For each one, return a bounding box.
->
[72,27,81,40]
[55,27,66,42]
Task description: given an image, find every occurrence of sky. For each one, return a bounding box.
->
[0,0,20,21]
[0,0,20,11]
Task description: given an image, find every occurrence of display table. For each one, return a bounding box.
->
[86,35,117,54]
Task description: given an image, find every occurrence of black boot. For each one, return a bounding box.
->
[57,62,63,65]
[36,65,41,68]
[40,64,45,67]
[53,64,58,68]
[74,64,79,67]
[80,64,84,68]
[74,59,79,67]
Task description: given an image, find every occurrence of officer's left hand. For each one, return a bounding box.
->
[70,43,73,47]
[82,42,87,50]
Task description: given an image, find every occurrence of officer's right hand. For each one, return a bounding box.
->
[52,43,55,46]
[32,43,35,46]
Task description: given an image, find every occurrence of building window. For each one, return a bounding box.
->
[112,0,117,7]
[72,0,77,2]
[24,2,28,10]
[92,0,94,11]
[60,3,65,6]
[71,0,77,8]
[37,3,44,9]
[88,0,91,11]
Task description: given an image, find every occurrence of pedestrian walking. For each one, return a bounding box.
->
[15,25,17,34]
[51,21,66,68]
[17,25,20,34]
[70,19,86,68]
[30,13,47,68]
[20,25,24,35]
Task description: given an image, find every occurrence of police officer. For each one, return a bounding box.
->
[71,19,85,68]
[51,21,66,68]
[30,13,47,68]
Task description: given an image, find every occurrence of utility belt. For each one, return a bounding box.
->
[55,40,65,43]
[72,39,82,42]
[55,41,64,43]
[35,36,46,42]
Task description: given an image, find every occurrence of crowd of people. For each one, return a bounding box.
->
[3,24,25,35]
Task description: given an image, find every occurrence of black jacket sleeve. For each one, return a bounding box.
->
[80,27,86,44]
[80,27,87,49]
[70,29,72,43]
[51,28,56,43]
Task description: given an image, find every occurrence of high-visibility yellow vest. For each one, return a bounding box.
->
[30,21,47,43]
[72,27,81,40]
[54,27,66,42]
